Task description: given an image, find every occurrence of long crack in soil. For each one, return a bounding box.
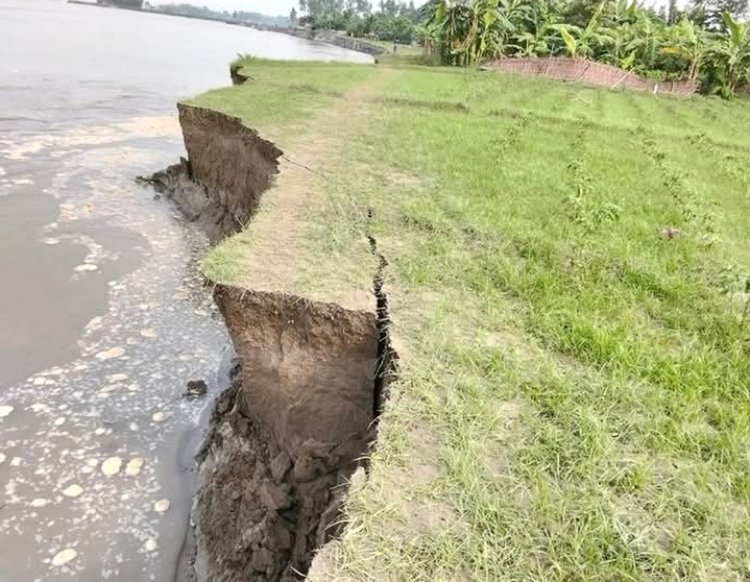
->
[367,208,397,421]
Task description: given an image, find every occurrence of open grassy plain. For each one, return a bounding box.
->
[194,58,750,581]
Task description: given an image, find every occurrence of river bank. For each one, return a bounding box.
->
[271,27,387,56]
[156,57,750,580]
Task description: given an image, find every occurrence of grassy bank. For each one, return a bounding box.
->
[195,59,750,580]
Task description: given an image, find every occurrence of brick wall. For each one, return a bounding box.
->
[485,58,699,97]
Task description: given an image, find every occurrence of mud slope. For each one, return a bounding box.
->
[147,104,282,241]
[153,104,395,580]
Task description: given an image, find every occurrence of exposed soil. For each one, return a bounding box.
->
[151,89,396,581]
[145,104,282,241]
[193,288,379,581]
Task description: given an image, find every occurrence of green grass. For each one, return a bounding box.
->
[188,58,377,145]
[199,59,750,580]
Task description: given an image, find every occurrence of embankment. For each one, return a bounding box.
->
[274,26,386,57]
[149,104,395,581]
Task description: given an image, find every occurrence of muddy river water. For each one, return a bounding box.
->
[0,1,369,579]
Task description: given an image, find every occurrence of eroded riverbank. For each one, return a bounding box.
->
[147,92,396,580]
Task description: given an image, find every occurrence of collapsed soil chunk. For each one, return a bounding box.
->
[146,104,282,242]
[192,287,379,581]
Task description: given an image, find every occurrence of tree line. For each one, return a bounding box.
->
[294,0,421,43]
[424,0,750,97]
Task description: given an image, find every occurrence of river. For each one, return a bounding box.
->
[0,1,369,580]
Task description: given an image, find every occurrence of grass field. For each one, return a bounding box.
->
[194,59,750,580]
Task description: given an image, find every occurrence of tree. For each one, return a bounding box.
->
[668,0,680,24]
[346,0,372,16]
[429,0,531,66]
[690,0,749,30]
[662,18,707,79]
[299,0,346,22]
[381,0,399,18]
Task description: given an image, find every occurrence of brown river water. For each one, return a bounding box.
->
[0,1,369,580]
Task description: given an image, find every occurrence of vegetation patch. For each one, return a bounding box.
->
[292,0,750,98]
[190,57,750,581]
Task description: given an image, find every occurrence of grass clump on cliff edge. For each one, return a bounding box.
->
[199,58,750,580]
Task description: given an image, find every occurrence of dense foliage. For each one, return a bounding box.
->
[297,0,421,43]
[425,0,750,97]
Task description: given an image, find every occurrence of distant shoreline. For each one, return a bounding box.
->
[65,1,384,57]
[67,1,258,25]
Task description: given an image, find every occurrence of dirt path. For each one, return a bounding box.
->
[234,69,391,311]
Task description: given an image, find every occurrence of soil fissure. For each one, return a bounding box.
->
[367,208,397,421]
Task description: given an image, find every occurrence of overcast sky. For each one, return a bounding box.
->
[151,0,681,18]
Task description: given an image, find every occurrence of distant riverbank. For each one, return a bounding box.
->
[67,1,386,57]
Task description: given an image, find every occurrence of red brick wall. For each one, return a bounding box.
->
[485,58,698,97]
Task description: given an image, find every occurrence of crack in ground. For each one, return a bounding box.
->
[367,207,397,421]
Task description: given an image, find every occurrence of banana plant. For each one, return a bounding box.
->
[707,12,750,97]
[662,19,707,80]
[551,1,612,59]
[625,9,662,72]
[513,23,555,56]
[477,0,501,64]
[430,0,533,66]
[430,0,473,65]
[555,25,582,57]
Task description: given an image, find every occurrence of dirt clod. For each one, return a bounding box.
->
[186,379,208,399]
[293,454,317,483]
[252,547,274,572]
[270,453,292,484]
[260,482,292,511]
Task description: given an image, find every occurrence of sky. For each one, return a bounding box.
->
[150,0,682,18]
